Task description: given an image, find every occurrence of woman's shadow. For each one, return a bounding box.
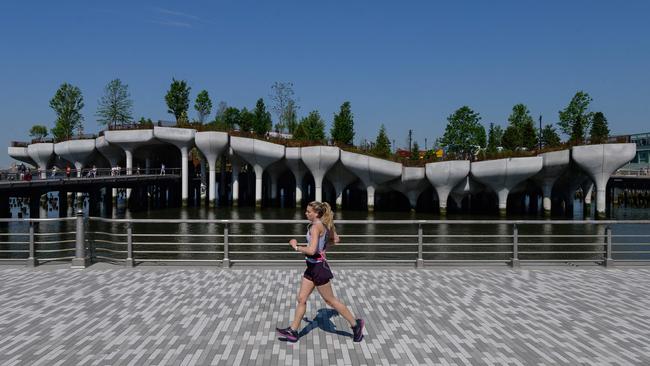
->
[299,308,352,338]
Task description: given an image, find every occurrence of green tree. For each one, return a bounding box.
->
[541,124,561,148]
[439,106,486,159]
[285,99,299,134]
[222,107,240,130]
[590,112,610,144]
[138,117,154,128]
[239,107,255,132]
[331,101,355,146]
[50,83,84,140]
[295,111,325,141]
[372,124,392,159]
[410,141,420,161]
[292,122,308,140]
[270,81,297,133]
[194,90,212,124]
[487,123,503,153]
[29,125,48,141]
[558,91,593,144]
[504,104,537,150]
[96,79,133,129]
[165,79,191,124]
[253,98,273,135]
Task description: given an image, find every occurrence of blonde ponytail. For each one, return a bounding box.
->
[308,200,335,232]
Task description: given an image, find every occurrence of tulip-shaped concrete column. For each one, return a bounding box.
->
[153,126,196,206]
[326,161,357,209]
[96,136,124,203]
[571,143,636,217]
[391,167,430,211]
[301,146,340,202]
[8,146,36,168]
[230,136,285,207]
[471,157,543,214]
[229,148,242,206]
[195,132,229,207]
[105,129,155,200]
[340,150,402,211]
[285,148,306,206]
[54,139,96,177]
[27,143,54,179]
[425,161,470,215]
[531,150,570,215]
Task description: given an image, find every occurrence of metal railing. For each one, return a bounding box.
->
[3,216,648,268]
[0,167,182,182]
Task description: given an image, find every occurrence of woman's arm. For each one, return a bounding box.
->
[290,224,321,256]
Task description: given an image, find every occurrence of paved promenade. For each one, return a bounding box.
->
[0,265,649,366]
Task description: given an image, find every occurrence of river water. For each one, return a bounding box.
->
[3,197,649,263]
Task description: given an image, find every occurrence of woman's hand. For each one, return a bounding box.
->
[289,238,298,251]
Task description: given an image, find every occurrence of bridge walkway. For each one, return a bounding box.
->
[0,265,648,365]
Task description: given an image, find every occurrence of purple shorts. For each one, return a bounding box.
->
[303,261,333,286]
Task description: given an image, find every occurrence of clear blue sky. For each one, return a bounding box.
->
[1,0,649,167]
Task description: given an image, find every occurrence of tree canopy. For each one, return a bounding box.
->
[294,111,325,141]
[239,107,254,132]
[165,79,191,124]
[50,83,84,141]
[96,79,133,128]
[590,112,610,144]
[331,101,355,146]
[501,104,537,150]
[253,98,273,135]
[558,91,593,144]
[439,106,486,159]
[29,125,48,140]
[372,124,392,159]
[541,124,561,148]
[270,82,296,133]
[194,90,212,124]
[487,123,503,153]
[222,107,240,130]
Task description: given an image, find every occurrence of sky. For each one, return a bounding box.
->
[1,0,649,167]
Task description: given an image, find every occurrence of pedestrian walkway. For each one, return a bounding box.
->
[0,265,649,365]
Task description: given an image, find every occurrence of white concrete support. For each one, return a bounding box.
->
[571,143,636,217]
[230,137,285,208]
[425,161,470,214]
[471,157,543,214]
[153,127,196,206]
[326,161,357,210]
[231,155,240,206]
[531,150,570,216]
[195,131,229,207]
[584,182,594,205]
[180,146,189,204]
[340,150,402,211]
[301,146,340,203]
[285,148,306,207]
[125,148,133,199]
[366,185,375,210]
[8,146,36,169]
[27,143,54,179]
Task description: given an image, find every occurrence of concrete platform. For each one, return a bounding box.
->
[0,265,648,365]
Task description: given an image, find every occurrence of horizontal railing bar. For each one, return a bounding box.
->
[0,242,29,245]
[422,251,513,254]
[0,218,76,223]
[517,243,607,246]
[87,217,650,225]
[132,242,222,246]
[423,259,510,262]
[0,233,28,236]
[131,251,224,254]
[135,259,222,262]
[95,248,127,254]
[423,243,514,246]
[38,256,75,261]
[519,251,606,254]
[235,259,416,263]
[518,259,603,262]
[611,259,650,262]
[232,251,420,255]
[517,234,605,238]
[34,240,76,244]
[34,232,76,236]
[36,249,76,253]
[0,258,26,261]
[610,243,650,246]
[131,234,224,238]
[95,255,125,261]
[612,251,650,254]
[423,234,513,238]
[611,235,650,238]
[91,232,128,237]
[93,239,125,245]
[0,250,29,253]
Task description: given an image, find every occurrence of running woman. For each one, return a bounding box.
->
[276,201,365,342]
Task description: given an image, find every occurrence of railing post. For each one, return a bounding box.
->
[125,222,134,267]
[26,221,37,267]
[71,209,90,269]
[511,223,520,268]
[604,226,613,267]
[416,223,424,268]
[222,223,230,268]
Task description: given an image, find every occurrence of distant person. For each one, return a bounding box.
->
[160,163,165,176]
[51,166,57,179]
[65,165,71,178]
[276,201,365,343]
[91,165,97,178]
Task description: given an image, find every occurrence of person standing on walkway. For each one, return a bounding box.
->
[160,163,165,176]
[276,201,365,343]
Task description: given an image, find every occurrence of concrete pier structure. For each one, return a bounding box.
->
[391,167,429,210]
[471,157,543,214]
[572,143,637,217]
[105,129,155,201]
[285,148,306,207]
[8,146,36,168]
[340,150,402,210]
[531,150,570,215]
[54,139,96,177]
[326,161,357,209]
[195,131,229,207]
[425,161,470,214]
[96,136,124,202]
[27,143,54,179]
[229,148,242,206]
[153,127,196,206]
[301,146,340,202]
[230,136,285,207]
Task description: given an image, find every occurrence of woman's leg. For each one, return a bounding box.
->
[316,282,356,327]
[291,277,315,330]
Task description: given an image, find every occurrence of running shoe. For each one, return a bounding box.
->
[351,319,365,342]
[276,326,299,342]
